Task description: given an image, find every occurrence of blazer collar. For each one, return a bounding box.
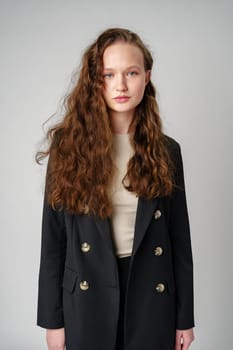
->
[93,196,159,258]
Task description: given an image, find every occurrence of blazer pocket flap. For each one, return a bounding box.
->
[62,267,78,293]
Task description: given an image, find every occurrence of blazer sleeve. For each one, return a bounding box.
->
[37,184,67,329]
[169,141,195,330]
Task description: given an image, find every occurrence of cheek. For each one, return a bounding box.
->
[134,80,146,98]
[102,83,112,97]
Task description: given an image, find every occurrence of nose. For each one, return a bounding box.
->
[116,74,128,92]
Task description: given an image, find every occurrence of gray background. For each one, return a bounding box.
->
[1,0,232,349]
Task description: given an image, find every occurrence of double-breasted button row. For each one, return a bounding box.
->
[80,242,91,290]
[81,242,91,253]
[154,210,165,293]
[80,281,165,293]
[153,210,163,256]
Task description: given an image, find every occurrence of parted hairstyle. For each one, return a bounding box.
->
[36,27,176,219]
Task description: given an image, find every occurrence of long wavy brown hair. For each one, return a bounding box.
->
[36,27,176,219]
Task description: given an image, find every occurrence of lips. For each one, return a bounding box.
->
[114,96,130,103]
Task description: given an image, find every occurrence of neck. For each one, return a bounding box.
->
[109,109,135,134]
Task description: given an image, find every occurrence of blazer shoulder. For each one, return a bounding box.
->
[162,133,181,152]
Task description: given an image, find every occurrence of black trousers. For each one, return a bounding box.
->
[115,255,131,350]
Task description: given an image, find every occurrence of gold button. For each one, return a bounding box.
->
[154,246,163,256]
[154,210,162,220]
[81,242,91,253]
[80,280,89,291]
[155,283,165,293]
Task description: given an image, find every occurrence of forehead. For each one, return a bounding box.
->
[102,42,144,69]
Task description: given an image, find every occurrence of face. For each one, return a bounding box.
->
[101,42,151,119]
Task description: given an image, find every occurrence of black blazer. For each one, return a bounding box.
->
[37,135,195,350]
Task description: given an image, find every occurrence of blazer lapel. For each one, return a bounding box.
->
[94,196,160,258]
[131,196,159,256]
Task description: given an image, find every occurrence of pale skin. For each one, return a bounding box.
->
[46,328,65,350]
[46,41,195,349]
[101,41,151,134]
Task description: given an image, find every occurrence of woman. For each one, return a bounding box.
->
[36,27,195,350]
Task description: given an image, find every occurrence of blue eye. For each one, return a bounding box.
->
[128,71,138,76]
[103,73,113,78]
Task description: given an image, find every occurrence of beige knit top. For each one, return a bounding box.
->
[107,133,138,258]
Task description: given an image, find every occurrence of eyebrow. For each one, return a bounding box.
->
[103,65,141,71]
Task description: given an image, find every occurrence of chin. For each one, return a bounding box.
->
[111,103,138,112]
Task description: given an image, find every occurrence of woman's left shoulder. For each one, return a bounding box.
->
[162,133,181,152]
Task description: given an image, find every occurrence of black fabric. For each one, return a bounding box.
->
[115,255,131,350]
[37,136,195,350]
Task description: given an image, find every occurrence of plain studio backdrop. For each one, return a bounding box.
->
[0,0,232,349]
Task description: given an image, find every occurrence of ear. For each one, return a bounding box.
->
[145,70,151,85]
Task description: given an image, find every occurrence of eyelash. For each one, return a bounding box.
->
[128,71,138,76]
[103,73,113,79]
[103,71,139,79]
